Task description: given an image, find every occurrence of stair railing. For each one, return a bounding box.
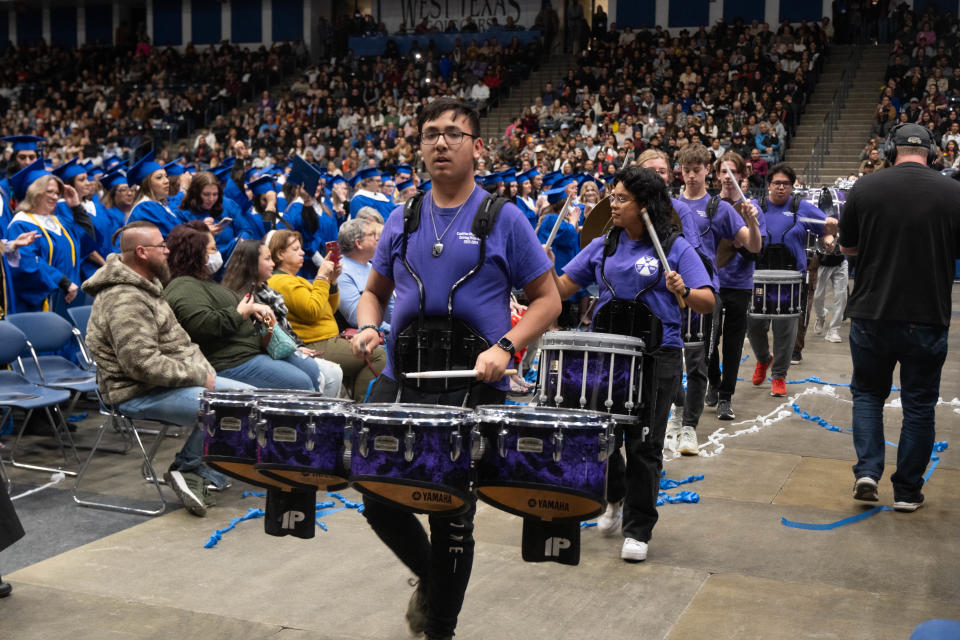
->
[804,44,863,186]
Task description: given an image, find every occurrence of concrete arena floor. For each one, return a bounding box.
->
[2,287,959,640]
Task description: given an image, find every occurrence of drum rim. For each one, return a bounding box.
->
[753,269,803,281]
[541,329,645,348]
[475,404,613,426]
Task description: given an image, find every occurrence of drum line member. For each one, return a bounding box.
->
[553,167,714,561]
[812,191,848,343]
[706,152,767,420]
[747,164,837,397]
[82,221,251,516]
[351,98,560,640]
[840,123,960,511]
[675,144,762,452]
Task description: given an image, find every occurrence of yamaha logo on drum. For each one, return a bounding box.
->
[411,490,452,504]
[531,498,571,512]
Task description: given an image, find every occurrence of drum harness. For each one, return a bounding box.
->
[813,188,844,267]
[752,192,805,272]
[394,190,511,399]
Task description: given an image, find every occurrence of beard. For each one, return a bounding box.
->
[147,256,171,285]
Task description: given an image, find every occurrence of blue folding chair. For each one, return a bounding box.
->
[0,321,78,476]
[5,312,98,414]
[66,305,95,370]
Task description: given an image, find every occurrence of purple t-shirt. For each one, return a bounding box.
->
[679,193,746,288]
[372,186,553,389]
[718,198,767,289]
[562,232,713,349]
[760,198,826,273]
[671,197,702,251]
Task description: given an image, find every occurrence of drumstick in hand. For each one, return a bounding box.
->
[404,369,519,379]
[641,209,686,309]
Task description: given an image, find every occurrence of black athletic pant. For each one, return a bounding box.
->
[707,288,752,401]
[361,375,505,640]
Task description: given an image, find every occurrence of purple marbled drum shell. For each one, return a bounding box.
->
[256,410,349,479]
[202,400,258,462]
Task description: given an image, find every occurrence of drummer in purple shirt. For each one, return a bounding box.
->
[350,98,560,640]
[747,163,837,397]
[554,166,714,563]
[675,144,762,454]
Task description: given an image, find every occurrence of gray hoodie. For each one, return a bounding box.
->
[82,253,214,405]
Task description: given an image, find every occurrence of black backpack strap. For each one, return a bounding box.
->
[789,192,803,214]
[602,225,623,257]
[403,190,426,235]
[706,194,720,220]
[471,194,509,239]
[759,192,768,212]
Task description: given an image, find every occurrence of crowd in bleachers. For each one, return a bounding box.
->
[867,4,960,174]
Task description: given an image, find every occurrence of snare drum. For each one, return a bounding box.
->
[474,405,614,522]
[201,390,292,489]
[680,307,707,347]
[750,269,803,318]
[349,404,476,515]
[537,331,644,423]
[255,396,353,490]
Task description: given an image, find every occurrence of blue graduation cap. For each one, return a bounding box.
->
[544,186,568,205]
[517,168,540,182]
[52,158,87,183]
[44,159,54,170]
[420,180,432,191]
[553,175,575,190]
[356,166,381,183]
[211,164,233,183]
[393,163,413,176]
[185,163,197,173]
[501,170,517,184]
[9,158,52,201]
[541,171,561,187]
[577,173,602,189]
[2,135,44,153]
[397,179,415,192]
[380,172,394,183]
[103,155,123,172]
[101,170,128,191]
[487,172,504,184]
[127,151,163,186]
[164,158,186,177]
[247,175,276,196]
[87,163,104,178]
[287,155,322,196]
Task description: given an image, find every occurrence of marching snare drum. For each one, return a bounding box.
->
[349,404,476,515]
[474,405,614,522]
[254,396,353,491]
[537,330,644,423]
[749,269,803,318]
[201,390,293,489]
[680,307,707,347]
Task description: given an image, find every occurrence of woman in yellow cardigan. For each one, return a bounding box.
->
[267,229,386,400]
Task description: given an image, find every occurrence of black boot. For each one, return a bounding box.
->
[0,576,12,598]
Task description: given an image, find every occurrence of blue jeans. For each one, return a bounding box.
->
[118,376,252,473]
[219,354,316,391]
[850,318,948,500]
[286,350,344,397]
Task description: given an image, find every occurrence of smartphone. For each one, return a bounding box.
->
[325,240,341,265]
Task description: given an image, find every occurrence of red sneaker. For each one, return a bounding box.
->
[752,356,773,386]
[771,378,787,397]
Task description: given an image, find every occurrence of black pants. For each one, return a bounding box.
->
[361,375,505,639]
[707,288,752,401]
[605,348,682,542]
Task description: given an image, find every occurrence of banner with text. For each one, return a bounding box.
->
[380,0,544,32]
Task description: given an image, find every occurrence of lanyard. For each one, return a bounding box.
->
[28,213,76,268]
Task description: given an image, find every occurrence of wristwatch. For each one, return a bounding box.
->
[495,336,516,357]
[682,286,691,299]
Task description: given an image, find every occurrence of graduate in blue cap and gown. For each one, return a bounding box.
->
[395,177,417,204]
[1,136,46,231]
[6,159,92,313]
[99,170,134,231]
[281,156,338,280]
[349,166,395,220]
[515,168,540,227]
[126,151,184,236]
[326,174,351,225]
[53,158,117,283]
[164,158,188,210]
[178,170,248,271]
[245,175,280,238]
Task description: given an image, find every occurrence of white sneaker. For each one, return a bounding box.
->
[677,426,699,456]
[814,317,825,335]
[824,332,842,343]
[596,500,623,536]
[621,537,648,562]
[664,407,682,451]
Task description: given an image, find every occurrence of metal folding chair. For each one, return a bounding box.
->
[0,321,78,476]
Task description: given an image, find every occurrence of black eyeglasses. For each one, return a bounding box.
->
[419,129,479,145]
[140,242,167,249]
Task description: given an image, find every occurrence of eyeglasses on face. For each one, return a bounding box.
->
[770,180,793,188]
[610,192,635,204]
[419,129,479,145]
[139,242,167,249]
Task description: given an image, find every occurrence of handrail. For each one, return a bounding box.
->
[804,44,862,186]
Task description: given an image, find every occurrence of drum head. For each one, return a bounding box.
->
[475,404,611,428]
[354,403,473,425]
[540,330,645,353]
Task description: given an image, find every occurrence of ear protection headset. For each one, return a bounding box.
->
[885,122,938,165]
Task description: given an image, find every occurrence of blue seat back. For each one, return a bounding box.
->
[67,305,93,340]
[0,322,28,365]
[5,311,75,353]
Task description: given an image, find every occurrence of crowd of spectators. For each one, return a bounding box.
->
[866,4,960,174]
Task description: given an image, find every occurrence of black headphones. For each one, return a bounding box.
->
[884,122,938,165]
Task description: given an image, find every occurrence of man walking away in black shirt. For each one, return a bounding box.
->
[840,123,960,512]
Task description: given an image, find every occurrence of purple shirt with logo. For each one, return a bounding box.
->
[372,186,553,389]
[562,233,713,349]
[760,198,826,273]
[678,193,746,288]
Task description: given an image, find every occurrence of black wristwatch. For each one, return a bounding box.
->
[495,336,516,357]
[682,286,691,299]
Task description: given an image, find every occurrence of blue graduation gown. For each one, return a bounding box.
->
[76,196,122,281]
[180,207,244,266]
[537,213,586,301]
[280,201,339,280]
[1,250,17,317]
[7,212,83,312]
[128,199,184,237]
[349,191,396,221]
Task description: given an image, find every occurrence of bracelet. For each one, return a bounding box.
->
[358,324,383,337]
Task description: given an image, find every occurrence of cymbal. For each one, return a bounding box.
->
[579,196,612,249]
[716,238,737,268]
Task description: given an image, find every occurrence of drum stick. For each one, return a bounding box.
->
[641,209,686,309]
[723,161,748,204]
[544,195,573,249]
[797,216,826,225]
[403,369,519,379]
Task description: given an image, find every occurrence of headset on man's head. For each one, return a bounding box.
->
[884,123,938,165]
